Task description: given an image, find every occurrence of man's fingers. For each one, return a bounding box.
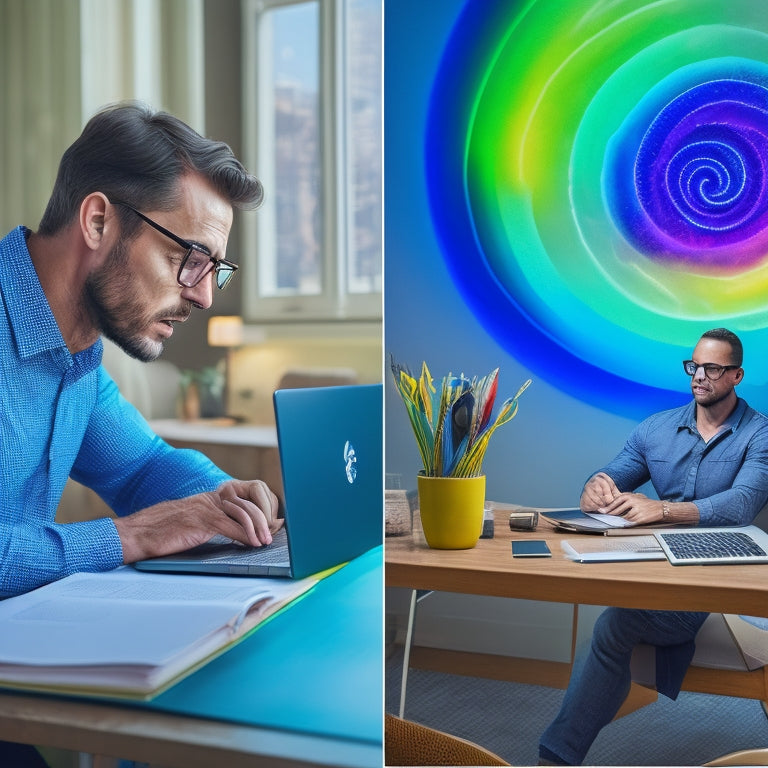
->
[221,498,267,545]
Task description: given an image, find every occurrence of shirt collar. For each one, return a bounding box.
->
[0,226,102,371]
[679,396,747,435]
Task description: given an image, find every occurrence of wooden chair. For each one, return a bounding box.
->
[704,747,768,765]
[385,713,509,766]
[277,367,357,390]
[631,507,768,713]
[633,510,768,712]
[631,611,768,715]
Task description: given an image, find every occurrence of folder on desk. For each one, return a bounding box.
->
[562,536,666,562]
[541,508,668,536]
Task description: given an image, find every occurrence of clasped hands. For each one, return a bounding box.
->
[580,472,662,525]
[115,478,283,563]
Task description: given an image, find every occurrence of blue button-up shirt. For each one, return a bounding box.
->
[0,226,229,597]
[598,397,768,525]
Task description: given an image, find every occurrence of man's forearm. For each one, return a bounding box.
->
[0,518,123,597]
[659,499,700,525]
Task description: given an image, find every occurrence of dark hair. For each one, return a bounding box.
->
[38,101,263,236]
[701,328,743,367]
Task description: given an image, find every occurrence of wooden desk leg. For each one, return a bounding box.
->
[399,590,418,718]
[570,605,579,665]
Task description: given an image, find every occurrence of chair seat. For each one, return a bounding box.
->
[704,747,768,766]
[631,613,749,688]
[724,614,768,671]
[630,612,768,702]
[385,713,509,766]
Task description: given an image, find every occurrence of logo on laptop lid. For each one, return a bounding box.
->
[344,440,357,484]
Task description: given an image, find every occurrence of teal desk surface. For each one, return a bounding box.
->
[0,546,382,768]
[143,545,383,745]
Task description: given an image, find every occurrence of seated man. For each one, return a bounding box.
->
[1,100,284,596]
[0,100,282,768]
[538,327,768,766]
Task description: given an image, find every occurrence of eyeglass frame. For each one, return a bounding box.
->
[109,200,239,290]
[682,360,740,381]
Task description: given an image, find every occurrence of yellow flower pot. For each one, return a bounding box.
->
[417,474,486,549]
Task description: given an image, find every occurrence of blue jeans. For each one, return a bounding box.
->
[0,741,49,767]
[539,607,708,765]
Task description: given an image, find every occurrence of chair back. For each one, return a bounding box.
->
[277,367,358,390]
[752,504,768,533]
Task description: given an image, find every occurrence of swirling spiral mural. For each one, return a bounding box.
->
[426,0,768,418]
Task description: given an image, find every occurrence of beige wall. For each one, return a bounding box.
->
[229,335,383,424]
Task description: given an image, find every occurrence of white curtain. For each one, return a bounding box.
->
[0,0,82,234]
[0,0,205,235]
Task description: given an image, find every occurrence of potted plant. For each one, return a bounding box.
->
[390,359,531,548]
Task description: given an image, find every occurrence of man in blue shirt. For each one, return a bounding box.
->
[539,328,768,766]
[0,101,283,608]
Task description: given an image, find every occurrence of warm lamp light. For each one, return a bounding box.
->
[207,316,244,420]
[207,315,244,348]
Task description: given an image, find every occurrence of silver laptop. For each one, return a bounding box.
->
[654,526,768,566]
[135,383,382,578]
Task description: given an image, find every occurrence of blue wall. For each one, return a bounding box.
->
[384,0,768,504]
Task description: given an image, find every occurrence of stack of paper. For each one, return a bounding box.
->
[562,536,666,562]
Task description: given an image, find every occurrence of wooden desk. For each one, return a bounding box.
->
[387,509,768,709]
[0,693,375,768]
[150,419,283,498]
[386,509,768,617]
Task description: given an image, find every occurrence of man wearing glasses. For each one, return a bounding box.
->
[539,327,768,766]
[0,102,283,603]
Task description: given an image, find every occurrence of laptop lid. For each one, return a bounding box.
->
[274,383,383,578]
[134,383,382,578]
[654,526,768,565]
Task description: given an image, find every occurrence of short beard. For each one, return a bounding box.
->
[84,238,188,362]
[693,385,733,410]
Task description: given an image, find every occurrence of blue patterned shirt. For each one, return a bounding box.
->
[0,227,229,597]
[598,398,768,525]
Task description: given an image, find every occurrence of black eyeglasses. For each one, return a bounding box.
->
[683,360,739,381]
[111,201,238,290]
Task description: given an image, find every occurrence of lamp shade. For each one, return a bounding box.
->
[207,315,244,347]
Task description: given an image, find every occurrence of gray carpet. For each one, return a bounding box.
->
[385,647,768,766]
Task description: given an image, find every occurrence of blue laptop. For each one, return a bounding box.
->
[135,383,382,578]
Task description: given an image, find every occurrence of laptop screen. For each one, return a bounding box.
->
[274,383,383,578]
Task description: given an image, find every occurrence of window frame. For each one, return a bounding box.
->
[241,0,382,324]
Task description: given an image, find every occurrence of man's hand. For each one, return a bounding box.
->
[597,492,660,524]
[580,472,621,512]
[114,479,282,563]
[215,478,284,543]
[600,495,700,526]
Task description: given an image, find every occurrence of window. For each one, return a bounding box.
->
[242,0,382,323]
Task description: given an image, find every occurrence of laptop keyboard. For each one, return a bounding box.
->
[659,530,768,560]
[200,528,290,565]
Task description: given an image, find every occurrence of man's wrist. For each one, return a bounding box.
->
[661,500,671,521]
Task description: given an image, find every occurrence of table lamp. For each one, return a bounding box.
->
[207,315,244,417]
